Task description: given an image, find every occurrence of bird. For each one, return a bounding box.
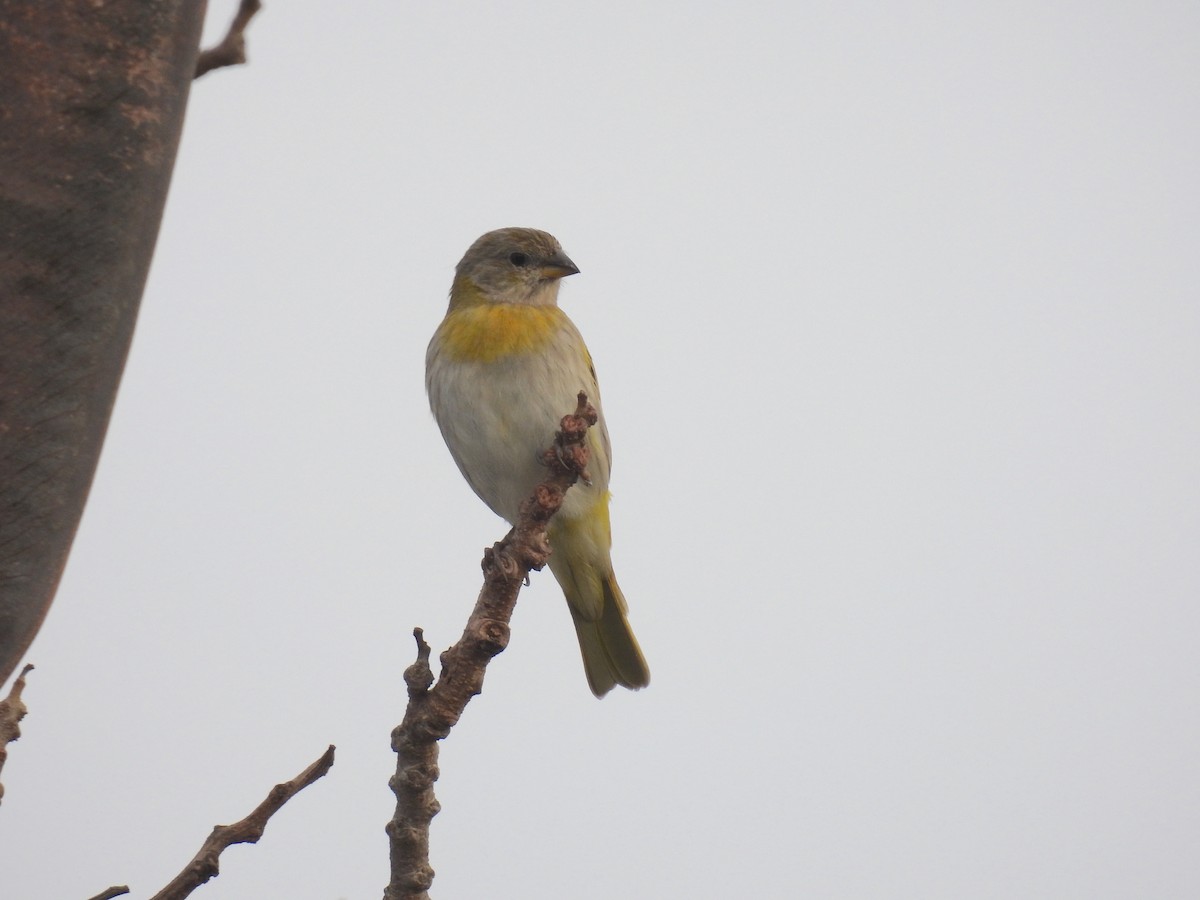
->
[426,227,650,697]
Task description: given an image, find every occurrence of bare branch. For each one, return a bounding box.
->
[0,663,34,804]
[384,393,598,900]
[148,744,336,900]
[86,887,131,900]
[195,0,263,78]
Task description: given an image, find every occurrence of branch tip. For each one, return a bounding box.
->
[147,744,335,900]
[0,662,34,804]
[412,627,431,662]
[194,0,263,78]
[404,629,434,698]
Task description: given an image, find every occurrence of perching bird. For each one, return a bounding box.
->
[426,227,649,697]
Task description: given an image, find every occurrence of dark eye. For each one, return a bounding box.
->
[508,252,529,267]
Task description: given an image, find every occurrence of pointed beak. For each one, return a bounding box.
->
[540,252,580,280]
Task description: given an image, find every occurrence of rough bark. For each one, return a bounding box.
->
[0,0,206,682]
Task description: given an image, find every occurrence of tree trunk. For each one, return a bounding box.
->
[0,0,207,682]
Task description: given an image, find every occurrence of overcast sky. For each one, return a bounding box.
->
[4,2,1199,898]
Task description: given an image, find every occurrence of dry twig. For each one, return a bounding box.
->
[147,744,336,900]
[384,393,599,900]
[85,887,131,900]
[195,0,263,78]
[0,663,33,804]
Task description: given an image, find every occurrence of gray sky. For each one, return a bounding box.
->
[4,2,1199,897]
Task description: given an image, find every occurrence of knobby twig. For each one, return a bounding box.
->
[147,744,336,900]
[86,887,131,900]
[195,0,263,78]
[384,393,599,900]
[0,663,33,804]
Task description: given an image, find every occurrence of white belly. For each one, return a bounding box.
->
[427,318,611,524]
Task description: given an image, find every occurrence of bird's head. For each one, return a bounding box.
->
[450,227,580,309]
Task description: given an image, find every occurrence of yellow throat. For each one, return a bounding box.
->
[437,300,564,364]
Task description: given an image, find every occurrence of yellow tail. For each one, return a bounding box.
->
[547,549,649,696]
[568,572,650,697]
[547,497,649,697]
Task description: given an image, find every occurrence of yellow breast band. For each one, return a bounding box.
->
[438,304,563,363]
